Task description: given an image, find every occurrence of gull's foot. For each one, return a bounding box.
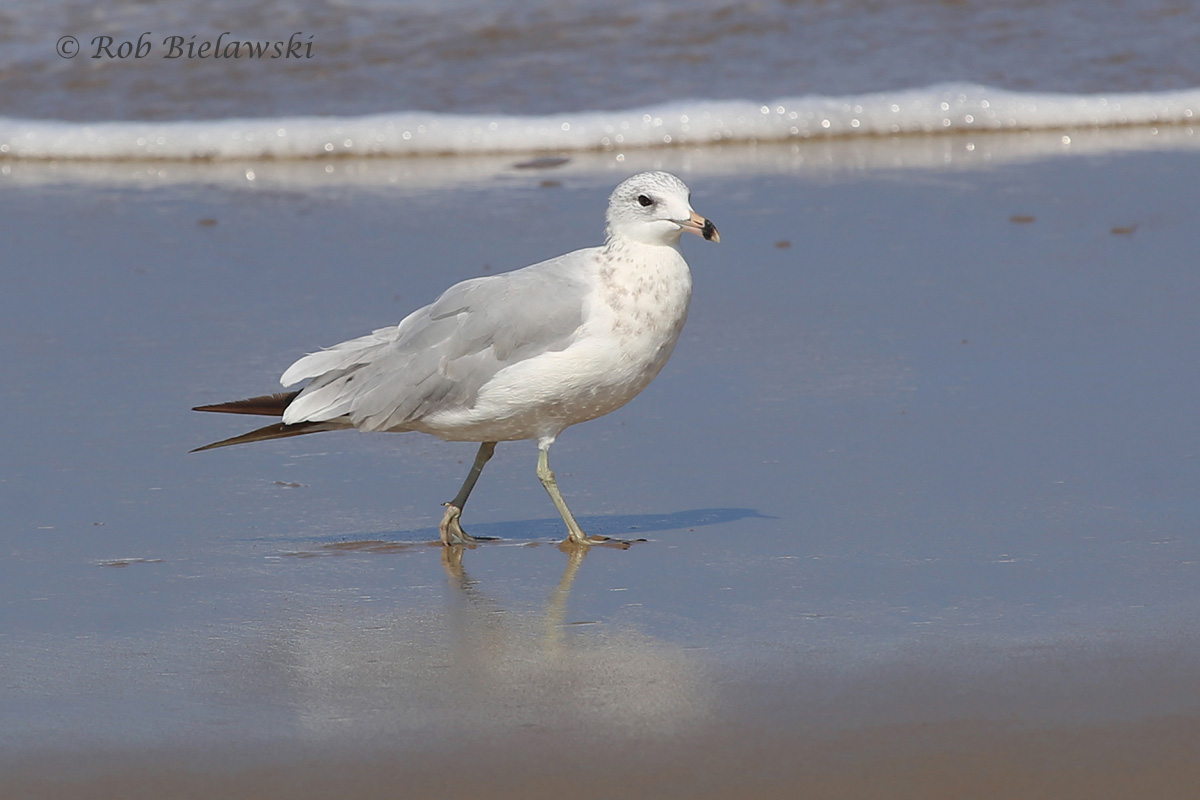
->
[438,503,501,546]
[560,533,640,551]
[439,503,476,546]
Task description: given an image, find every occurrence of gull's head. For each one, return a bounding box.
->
[605,171,720,247]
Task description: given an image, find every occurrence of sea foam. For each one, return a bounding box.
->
[1,83,1197,161]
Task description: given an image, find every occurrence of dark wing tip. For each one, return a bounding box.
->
[190,419,340,452]
[192,391,301,417]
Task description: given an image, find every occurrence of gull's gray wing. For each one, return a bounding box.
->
[281,248,597,431]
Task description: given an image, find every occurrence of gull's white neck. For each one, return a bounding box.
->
[604,220,687,250]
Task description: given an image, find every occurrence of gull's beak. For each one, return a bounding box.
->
[680,209,721,243]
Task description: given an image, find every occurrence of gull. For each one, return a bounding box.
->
[193,171,720,547]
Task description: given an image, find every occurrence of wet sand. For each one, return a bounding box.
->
[7,590,1200,800]
[3,141,1199,795]
[8,685,1200,799]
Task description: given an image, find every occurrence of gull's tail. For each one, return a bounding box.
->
[191,391,345,452]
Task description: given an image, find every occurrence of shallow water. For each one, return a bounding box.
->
[9,0,1200,120]
[6,0,1200,163]
[2,145,1199,770]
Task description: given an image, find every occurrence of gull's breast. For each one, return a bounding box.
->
[418,246,694,443]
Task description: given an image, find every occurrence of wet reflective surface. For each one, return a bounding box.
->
[3,147,1200,794]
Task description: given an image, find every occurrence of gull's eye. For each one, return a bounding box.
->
[636,194,654,207]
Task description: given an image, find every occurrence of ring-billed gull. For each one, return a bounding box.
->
[193,171,720,547]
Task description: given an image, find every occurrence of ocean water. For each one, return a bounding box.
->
[2,0,1198,160]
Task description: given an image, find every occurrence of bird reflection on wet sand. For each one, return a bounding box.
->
[274,540,706,743]
[440,541,600,648]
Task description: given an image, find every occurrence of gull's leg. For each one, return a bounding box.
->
[439,441,496,546]
[536,442,610,546]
